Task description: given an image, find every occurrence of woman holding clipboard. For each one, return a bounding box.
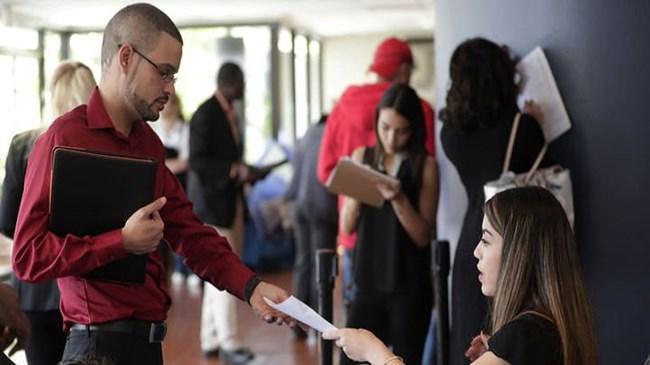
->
[339,83,439,365]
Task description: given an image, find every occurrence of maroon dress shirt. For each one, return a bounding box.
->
[12,88,256,328]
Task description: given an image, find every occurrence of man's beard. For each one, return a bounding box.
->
[128,90,160,122]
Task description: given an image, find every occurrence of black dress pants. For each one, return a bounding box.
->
[62,330,163,365]
[341,290,432,365]
[24,310,66,365]
[292,209,337,310]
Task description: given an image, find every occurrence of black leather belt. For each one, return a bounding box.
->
[70,319,167,343]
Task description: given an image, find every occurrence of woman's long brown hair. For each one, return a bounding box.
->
[438,37,519,132]
[485,187,597,365]
[372,83,426,190]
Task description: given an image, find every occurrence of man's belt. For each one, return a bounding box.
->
[70,319,167,343]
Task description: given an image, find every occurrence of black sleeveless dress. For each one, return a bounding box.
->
[441,108,546,365]
[341,147,433,365]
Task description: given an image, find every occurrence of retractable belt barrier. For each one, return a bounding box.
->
[316,248,337,365]
[434,240,450,365]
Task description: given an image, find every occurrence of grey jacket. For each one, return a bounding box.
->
[285,124,337,222]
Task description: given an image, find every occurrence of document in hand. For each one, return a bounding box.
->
[325,157,399,208]
[516,46,571,142]
[263,296,337,333]
[49,147,157,285]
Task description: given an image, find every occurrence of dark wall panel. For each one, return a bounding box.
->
[434,1,650,363]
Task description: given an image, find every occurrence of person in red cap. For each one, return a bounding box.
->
[317,37,435,309]
[369,37,416,78]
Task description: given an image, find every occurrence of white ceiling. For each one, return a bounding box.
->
[0,0,435,37]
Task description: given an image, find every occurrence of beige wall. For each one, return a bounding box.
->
[321,34,435,113]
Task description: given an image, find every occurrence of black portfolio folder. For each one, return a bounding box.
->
[49,147,157,285]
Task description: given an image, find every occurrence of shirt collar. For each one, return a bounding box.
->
[86,87,115,130]
[214,90,233,113]
[86,87,146,143]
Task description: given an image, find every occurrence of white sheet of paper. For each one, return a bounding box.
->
[517,46,571,142]
[264,296,337,333]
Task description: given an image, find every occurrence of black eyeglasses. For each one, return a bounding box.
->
[130,46,177,85]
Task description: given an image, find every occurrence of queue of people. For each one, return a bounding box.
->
[0,2,598,365]
[315,36,595,365]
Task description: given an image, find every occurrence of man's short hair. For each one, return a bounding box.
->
[217,62,244,87]
[101,3,183,72]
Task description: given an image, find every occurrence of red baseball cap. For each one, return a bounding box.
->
[369,37,413,78]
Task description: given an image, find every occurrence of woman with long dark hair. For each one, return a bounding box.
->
[439,37,546,365]
[472,186,597,365]
[326,186,598,365]
[339,83,439,365]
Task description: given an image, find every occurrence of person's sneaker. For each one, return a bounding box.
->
[187,273,202,289]
[306,329,319,346]
[292,326,308,341]
[170,272,184,286]
[220,348,255,364]
[203,348,220,359]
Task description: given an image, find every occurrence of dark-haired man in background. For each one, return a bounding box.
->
[187,62,259,364]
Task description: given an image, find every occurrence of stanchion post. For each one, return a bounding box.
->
[434,240,450,365]
[316,248,337,365]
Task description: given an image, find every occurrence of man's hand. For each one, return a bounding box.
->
[122,197,166,254]
[0,283,30,355]
[249,281,295,326]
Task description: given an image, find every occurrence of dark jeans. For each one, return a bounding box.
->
[25,310,66,365]
[174,254,189,275]
[341,290,432,365]
[62,330,163,365]
[293,210,337,309]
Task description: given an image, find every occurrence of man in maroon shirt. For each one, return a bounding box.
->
[11,4,291,364]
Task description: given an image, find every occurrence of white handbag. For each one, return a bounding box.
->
[483,113,575,227]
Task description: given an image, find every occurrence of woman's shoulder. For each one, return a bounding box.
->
[420,155,437,176]
[488,313,562,365]
[350,145,369,162]
[440,120,461,140]
[423,155,436,165]
[517,113,545,141]
[493,312,559,342]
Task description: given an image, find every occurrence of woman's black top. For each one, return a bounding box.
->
[489,313,563,365]
[354,147,432,295]
[441,106,546,365]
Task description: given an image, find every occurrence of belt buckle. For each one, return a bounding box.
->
[148,322,167,343]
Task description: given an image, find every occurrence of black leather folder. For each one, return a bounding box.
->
[49,147,157,285]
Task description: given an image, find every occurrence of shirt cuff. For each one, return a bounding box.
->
[91,228,128,267]
[244,275,262,304]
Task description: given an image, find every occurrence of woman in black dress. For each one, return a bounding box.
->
[439,37,547,365]
[339,83,438,365]
[326,186,598,365]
